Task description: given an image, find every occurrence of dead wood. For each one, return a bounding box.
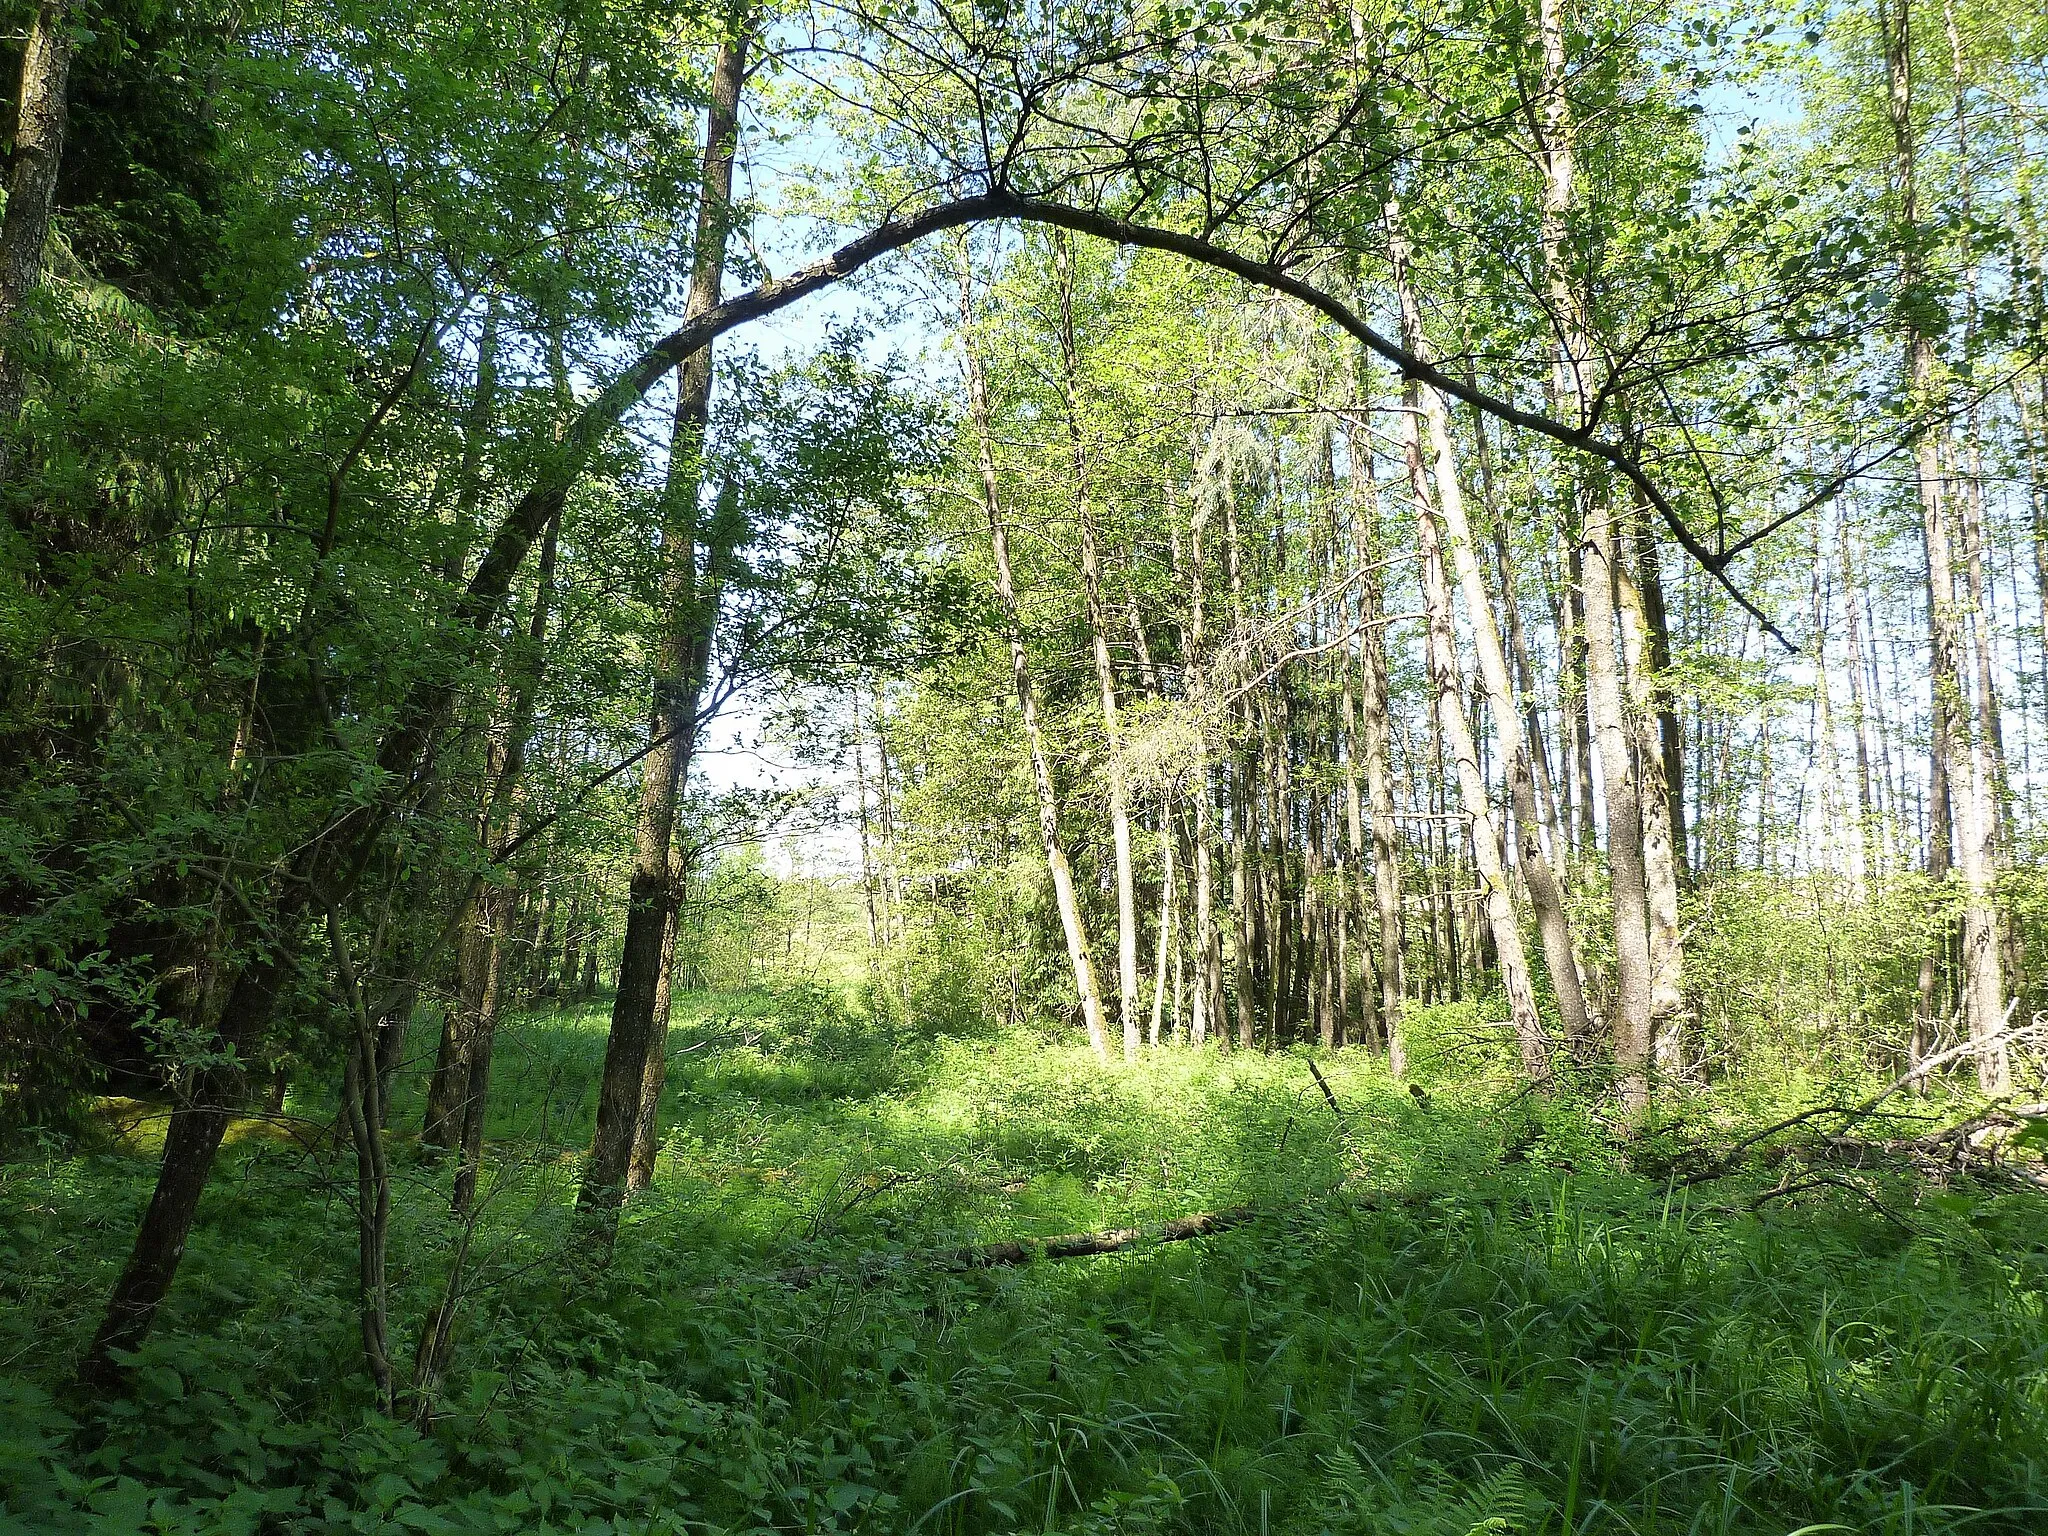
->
[773,1204,1263,1289]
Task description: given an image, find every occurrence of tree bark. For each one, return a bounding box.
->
[1393,349,1552,1084]
[1535,0,1652,1112]
[80,915,301,1391]
[582,18,750,1219]
[1345,425,1405,1072]
[1882,0,2008,1094]
[959,253,1109,1057]
[1052,236,1141,1059]
[0,0,73,479]
[1839,512,1880,881]
[1408,325,1592,1046]
[1615,499,1687,1075]
[1582,490,1656,1116]
[1173,502,1222,1047]
[328,904,395,1413]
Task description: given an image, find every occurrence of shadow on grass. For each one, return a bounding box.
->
[1,989,2043,1534]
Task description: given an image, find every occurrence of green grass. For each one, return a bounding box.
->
[2,988,2045,1533]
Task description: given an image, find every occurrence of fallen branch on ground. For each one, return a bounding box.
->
[761,1185,1476,1293]
[1673,1019,2048,1188]
[1790,1105,2048,1195]
[773,1205,1263,1289]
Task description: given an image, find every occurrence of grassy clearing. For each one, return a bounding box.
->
[3,989,2046,1533]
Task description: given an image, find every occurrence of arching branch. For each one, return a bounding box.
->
[363,185,1795,882]
[463,190,1787,653]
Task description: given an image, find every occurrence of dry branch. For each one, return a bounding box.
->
[773,1204,1262,1290]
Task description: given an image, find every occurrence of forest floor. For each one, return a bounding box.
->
[3,988,2046,1534]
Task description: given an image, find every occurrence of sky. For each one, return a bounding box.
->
[674,99,949,879]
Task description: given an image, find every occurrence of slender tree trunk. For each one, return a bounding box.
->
[1149,830,1175,1048]
[0,0,73,481]
[1230,760,1257,1049]
[1386,290,1551,1081]
[419,302,508,1148]
[2017,382,2048,696]
[583,18,750,1218]
[1173,507,1222,1047]
[1412,332,1592,1045]
[1563,548,1597,857]
[1581,485,1655,1115]
[959,255,1109,1057]
[1491,512,1573,885]
[1052,237,1140,1059]
[625,888,682,1193]
[853,693,884,959]
[1615,497,1687,1074]
[1954,440,2022,998]
[1221,486,1259,1051]
[1346,431,1406,1071]
[625,494,734,1192]
[328,905,395,1412]
[870,684,907,961]
[1839,512,1880,881]
[1339,640,1382,1051]
[449,503,562,1216]
[80,911,302,1390]
[1882,0,2008,1093]
[1534,0,1652,1112]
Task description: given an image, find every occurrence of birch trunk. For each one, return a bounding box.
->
[959,257,1109,1058]
[1615,503,1687,1075]
[1882,0,2008,1093]
[1403,307,1592,1045]
[1346,427,1405,1071]
[1401,397,1553,1084]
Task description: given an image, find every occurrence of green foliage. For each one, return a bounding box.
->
[6,1001,2047,1533]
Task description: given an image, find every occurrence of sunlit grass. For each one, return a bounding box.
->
[2,986,2044,1533]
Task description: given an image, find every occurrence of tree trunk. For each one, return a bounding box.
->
[80,914,301,1391]
[1149,829,1176,1049]
[1534,0,1652,1113]
[582,18,750,1220]
[1634,514,1689,883]
[1173,508,1222,1047]
[1409,318,1592,1045]
[959,252,1109,1057]
[445,499,562,1217]
[328,905,395,1413]
[432,328,570,1175]
[1615,499,1687,1076]
[1882,0,2008,1094]
[1581,488,1655,1116]
[1392,344,1552,1084]
[422,297,512,1146]
[1839,513,1880,881]
[0,0,74,480]
[1339,646,1381,1051]
[1053,239,1141,1059]
[1346,425,1405,1071]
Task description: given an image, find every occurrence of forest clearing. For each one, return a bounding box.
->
[7,988,2048,1531]
[4,0,2048,1529]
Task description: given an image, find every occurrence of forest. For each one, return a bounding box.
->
[3,0,2047,1529]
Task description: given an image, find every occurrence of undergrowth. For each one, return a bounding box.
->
[1,988,2044,1533]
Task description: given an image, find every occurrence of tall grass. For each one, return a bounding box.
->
[1,988,2043,1533]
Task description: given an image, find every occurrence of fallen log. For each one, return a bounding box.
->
[759,1185,1484,1293]
[774,1205,1263,1289]
[938,1205,1261,1270]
